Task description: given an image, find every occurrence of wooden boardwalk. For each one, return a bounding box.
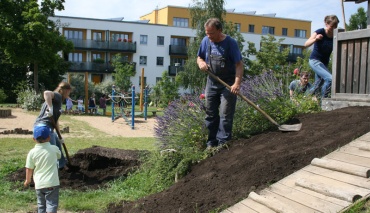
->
[222,132,370,213]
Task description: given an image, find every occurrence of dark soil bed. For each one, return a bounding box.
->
[7,106,370,213]
[7,146,145,191]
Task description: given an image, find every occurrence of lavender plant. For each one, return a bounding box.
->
[155,94,208,152]
[233,70,297,138]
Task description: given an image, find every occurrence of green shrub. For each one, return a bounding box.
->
[16,88,42,111]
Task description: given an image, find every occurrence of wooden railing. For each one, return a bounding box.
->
[332,28,370,101]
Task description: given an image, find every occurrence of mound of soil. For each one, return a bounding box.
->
[7,146,146,191]
[6,107,370,213]
[107,106,370,213]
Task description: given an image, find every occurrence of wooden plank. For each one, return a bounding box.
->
[220,209,233,213]
[278,168,351,207]
[248,191,297,213]
[296,178,362,203]
[346,40,354,93]
[337,145,370,158]
[357,132,370,141]
[353,39,361,94]
[367,38,370,94]
[225,201,258,213]
[346,140,370,150]
[337,28,370,41]
[296,169,370,196]
[303,165,370,189]
[340,41,348,93]
[240,199,276,213]
[259,189,318,213]
[325,151,370,168]
[268,183,343,213]
[311,158,370,178]
[359,39,368,94]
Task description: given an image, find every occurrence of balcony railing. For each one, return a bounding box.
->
[69,61,136,73]
[169,45,187,56]
[68,39,136,52]
[168,65,184,76]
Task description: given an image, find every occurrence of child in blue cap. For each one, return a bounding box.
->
[24,125,61,213]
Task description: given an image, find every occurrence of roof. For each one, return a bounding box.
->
[343,0,368,3]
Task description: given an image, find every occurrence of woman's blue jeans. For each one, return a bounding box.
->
[308,59,332,98]
[205,78,237,147]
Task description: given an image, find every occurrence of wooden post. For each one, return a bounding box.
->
[341,0,346,31]
[140,68,144,112]
[85,72,89,114]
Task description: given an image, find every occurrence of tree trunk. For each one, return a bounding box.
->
[33,63,39,93]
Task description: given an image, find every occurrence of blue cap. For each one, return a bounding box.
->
[33,126,51,140]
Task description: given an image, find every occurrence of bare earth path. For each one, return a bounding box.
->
[0,108,156,138]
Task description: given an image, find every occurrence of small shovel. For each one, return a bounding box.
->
[205,70,302,132]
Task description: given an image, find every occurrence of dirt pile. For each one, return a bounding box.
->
[107,106,370,213]
[6,106,370,213]
[8,146,146,191]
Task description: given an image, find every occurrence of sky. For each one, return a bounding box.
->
[54,0,368,34]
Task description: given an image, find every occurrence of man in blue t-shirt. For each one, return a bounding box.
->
[197,18,243,149]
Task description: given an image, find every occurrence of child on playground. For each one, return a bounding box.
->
[24,125,61,213]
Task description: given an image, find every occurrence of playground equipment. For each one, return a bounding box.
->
[109,85,150,129]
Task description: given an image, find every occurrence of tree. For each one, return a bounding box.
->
[0,0,73,92]
[152,71,179,107]
[111,54,136,92]
[245,34,289,77]
[346,7,367,31]
[177,0,245,93]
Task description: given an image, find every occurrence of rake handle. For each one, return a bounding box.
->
[50,117,71,163]
[206,70,280,127]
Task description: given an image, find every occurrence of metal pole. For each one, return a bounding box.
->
[131,85,135,129]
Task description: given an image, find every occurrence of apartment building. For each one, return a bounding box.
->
[50,5,310,88]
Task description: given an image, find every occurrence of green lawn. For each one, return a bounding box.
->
[0,110,157,213]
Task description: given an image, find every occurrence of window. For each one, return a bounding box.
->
[235,23,241,32]
[139,56,147,65]
[140,35,148,45]
[111,33,129,41]
[92,54,102,60]
[262,26,275,35]
[156,57,164,66]
[157,36,164,45]
[294,29,307,38]
[170,38,186,46]
[248,25,255,33]
[293,46,303,54]
[64,30,83,39]
[173,18,189,27]
[282,28,288,36]
[68,53,82,62]
[156,77,162,83]
[93,32,102,41]
[139,76,147,86]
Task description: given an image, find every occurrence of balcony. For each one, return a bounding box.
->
[69,61,136,73]
[168,65,184,76]
[169,45,187,56]
[287,53,303,62]
[68,39,136,52]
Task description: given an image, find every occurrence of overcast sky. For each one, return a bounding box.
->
[54,0,368,34]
